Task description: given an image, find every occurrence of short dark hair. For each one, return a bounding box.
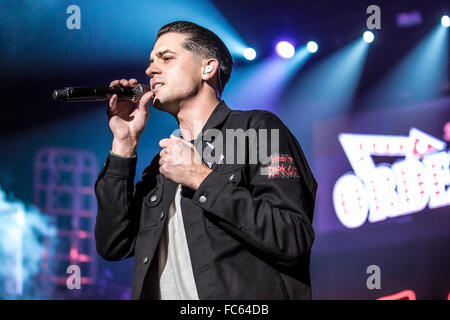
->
[156,21,233,94]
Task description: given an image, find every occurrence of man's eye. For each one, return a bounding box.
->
[163,57,173,61]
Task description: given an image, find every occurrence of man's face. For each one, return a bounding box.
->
[146,32,203,112]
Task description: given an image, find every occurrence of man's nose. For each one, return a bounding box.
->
[146,64,161,78]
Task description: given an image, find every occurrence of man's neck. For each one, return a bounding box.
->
[176,93,220,141]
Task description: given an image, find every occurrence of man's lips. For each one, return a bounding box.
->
[151,81,165,91]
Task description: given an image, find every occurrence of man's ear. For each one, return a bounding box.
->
[201,59,219,81]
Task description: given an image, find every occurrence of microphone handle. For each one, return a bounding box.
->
[52,84,150,102]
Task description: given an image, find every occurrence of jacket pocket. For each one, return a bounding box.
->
[140,183,164,229]
[269,266,289,299]
[216,165,245,187]
[204,166,244,231]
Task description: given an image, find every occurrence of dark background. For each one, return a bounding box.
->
[0,0,448,299]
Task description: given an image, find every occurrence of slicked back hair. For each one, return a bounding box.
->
[156,21,233,95]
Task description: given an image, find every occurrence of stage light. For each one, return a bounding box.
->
[306,41,318,53]
[243,48,257,61]
[363,31,375,43]
[441,15,450,28]
[284,38,369,118]
[364,20,448,108]
[396,10,423,28]
[223,46,312,112]
[276,41,295,59]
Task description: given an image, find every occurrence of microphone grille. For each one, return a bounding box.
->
[52,89,68,101]
[132,84,150,101]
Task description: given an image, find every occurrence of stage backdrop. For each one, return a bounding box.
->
[311,96,450,300]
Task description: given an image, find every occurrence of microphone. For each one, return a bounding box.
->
[52,83,150,102]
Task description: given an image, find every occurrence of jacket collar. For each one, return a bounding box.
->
[202,100,231,133]
[192,100,231,143]
[162,101,231,184]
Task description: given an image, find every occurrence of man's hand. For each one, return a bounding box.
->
[159,135,212,190]
[108,78,154,157]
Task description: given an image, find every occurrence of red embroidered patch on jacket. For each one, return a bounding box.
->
[266,154,299,179]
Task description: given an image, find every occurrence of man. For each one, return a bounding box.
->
[95,21,317,300]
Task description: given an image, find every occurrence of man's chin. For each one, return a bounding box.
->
[151,97,163,110]
[151,97,176,114]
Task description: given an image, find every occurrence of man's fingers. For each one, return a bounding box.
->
[109,94,118,109]
[177,137,193,148]
[138,91,154,112]
[170,135,184,149]
[109,80,120,87]
[159,138,171,148]
[159,165,167,176]
[171,135,196,158]
[110,78,138,87]
[159,148,169,159]
[170,134,191,147]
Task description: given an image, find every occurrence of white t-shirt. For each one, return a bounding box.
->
[156,184,199,300]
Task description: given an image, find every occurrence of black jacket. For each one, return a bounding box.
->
[94,101,317,299]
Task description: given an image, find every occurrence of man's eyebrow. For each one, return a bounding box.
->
[148,49,177,64]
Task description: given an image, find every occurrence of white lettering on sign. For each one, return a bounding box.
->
[333,128,449,228]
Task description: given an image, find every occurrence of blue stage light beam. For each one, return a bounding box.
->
[364,22,448,108]
[0,0,248,75]
[284,38,370,119]
[223,46,312,111]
